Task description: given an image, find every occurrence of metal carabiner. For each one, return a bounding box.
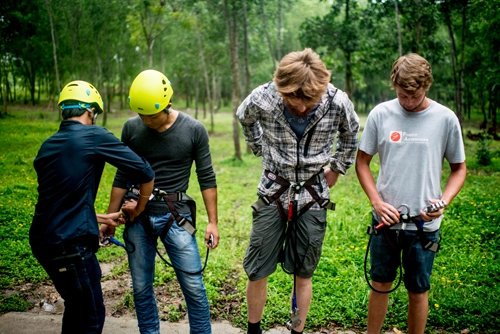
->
[397,204,410,230]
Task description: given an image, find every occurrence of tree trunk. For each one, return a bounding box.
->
[223,0,242,160]
[43,0,60,110]
[95,42,105,126]
[195,17,214,133]
[344,0,353,98]
[242,0,251,97]
[457,3,467,128]
[394,0,403,57]
[194,79,199,120]
[277,0,282,61]
[1,66,7,117]
[444,6,461,122]
[260,0,276,69]
[413,0,421,54]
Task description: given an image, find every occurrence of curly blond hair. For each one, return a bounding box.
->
[273,48,331,102]
[390,53,434,92]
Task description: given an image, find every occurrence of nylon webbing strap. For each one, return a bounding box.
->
[365,216,440,252]
[251,171,291,211]
[160,192,197,236]
[251,170,335,214]
[409,216,440,253]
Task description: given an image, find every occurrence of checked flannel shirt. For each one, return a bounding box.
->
[237,82,359,211]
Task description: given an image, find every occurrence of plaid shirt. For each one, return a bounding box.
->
[237,82,359,210]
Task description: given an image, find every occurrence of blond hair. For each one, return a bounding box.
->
[390,53,434,92]
[273,48,331,101]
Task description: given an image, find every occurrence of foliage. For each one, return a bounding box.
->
[1,0,499,135]
[475,138,493,166]
[0,294,33,313]
[1,109,499,333]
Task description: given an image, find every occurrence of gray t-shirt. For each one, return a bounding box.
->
[359,98,465,231]
[113,112,216,214]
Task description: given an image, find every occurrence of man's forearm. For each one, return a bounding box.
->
[107,187,128,213]
[201,187,218,225]
[442,162,466,205]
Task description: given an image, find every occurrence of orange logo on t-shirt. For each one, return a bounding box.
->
[390,131,402,143]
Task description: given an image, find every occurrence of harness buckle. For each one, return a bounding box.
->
[177,217,197,236]
[424,240,440,253]
[251,196,270,212]
[319,199,336,210]
[367,225,377,235]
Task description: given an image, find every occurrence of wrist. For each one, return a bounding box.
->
[138,190,151,199]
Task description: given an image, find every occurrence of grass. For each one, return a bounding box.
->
[0,105,499,333]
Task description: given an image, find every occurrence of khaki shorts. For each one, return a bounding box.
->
[243,204,327,281]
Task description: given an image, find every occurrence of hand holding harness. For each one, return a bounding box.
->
[364,201,446,293]
[128,186,197,236]
[125,186,210,275]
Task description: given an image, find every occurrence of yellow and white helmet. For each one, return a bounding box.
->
[58,80,104,113]
[128,69,174,115]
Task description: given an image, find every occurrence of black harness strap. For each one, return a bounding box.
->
[158,191,197,237]
[251,170,291,212]
[251,170,335,216]
[409,216,440,253]
[127,186,197,237]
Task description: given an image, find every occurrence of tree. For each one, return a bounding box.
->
[127,0,170,68]
[223,0,242,160]
[300,0,362,98]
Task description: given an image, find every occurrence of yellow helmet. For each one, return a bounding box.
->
[58,80,104,114]
[128,69,173,115]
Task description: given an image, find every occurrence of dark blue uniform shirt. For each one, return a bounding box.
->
[30,120,154,249]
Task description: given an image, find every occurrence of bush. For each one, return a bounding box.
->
[475,138,493,166]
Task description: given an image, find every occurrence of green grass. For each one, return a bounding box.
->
[0,107,499,333]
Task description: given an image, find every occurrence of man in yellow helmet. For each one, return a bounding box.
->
[31,80,155,333]
[100,70,219,334]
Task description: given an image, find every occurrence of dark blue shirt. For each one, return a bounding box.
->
[284,104,318,140]
[30,120,155,248]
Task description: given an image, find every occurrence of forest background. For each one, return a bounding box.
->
[1,0,499,333]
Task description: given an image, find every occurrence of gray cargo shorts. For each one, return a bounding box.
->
[243,204,327,281]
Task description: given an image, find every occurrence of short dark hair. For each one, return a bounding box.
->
[61,100,88,119]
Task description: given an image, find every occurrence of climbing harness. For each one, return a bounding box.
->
[252,170,335,330]
[252,169,336,216]
[364,202,445,294]
[124,186,210,275]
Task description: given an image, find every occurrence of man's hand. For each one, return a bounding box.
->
[121,200,141,222]
[372,201,401,227]
[324,168,339,188]
[96,212,126,227]
[419,199,446,222]
[99,221,117,246]
[205,223,219,250]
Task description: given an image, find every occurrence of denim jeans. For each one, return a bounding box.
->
[124,213,211,334]
[34,244,105,334]
[369,220,440,293]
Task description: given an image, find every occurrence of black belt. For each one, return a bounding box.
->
[32,234,97,261]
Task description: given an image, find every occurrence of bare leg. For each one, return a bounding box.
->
[293,276,312,332]
[408,291,428,334]
[247,278,268,323]
[367,281,392,334]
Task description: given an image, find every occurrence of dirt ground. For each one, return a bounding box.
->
[6,261,194,322]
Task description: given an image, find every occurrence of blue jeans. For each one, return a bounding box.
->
[34,244,105,334]
[124,213,211,334]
